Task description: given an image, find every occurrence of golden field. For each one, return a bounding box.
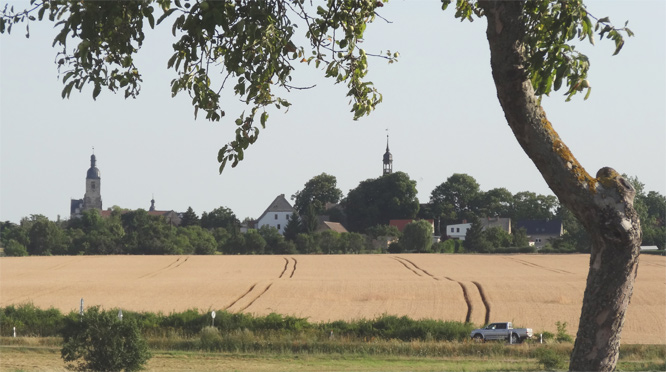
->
[1,254,664,344]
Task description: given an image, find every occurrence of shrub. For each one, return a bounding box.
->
[0,303,64,337]
[556,321,573,343]
[61,306,150,372]
[535,347,568,370]
[199,326,223,351]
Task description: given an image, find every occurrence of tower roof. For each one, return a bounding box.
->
[86,153,100,179]
[383,135,392,163]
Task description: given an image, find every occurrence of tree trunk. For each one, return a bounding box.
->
[478,2,642,371]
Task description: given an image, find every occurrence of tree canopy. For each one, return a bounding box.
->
[344,171,419,233]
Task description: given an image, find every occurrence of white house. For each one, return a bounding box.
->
[256,194,295,235]
[445,223,472,240]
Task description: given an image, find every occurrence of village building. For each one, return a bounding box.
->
[255,194,295,235]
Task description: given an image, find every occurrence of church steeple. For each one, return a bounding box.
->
[82,149,102,212]
[383,134,393,175]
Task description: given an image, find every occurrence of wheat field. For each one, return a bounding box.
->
[1,254,664,344]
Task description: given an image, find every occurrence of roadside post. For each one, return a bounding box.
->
[13,327,16,338]
[118,309,123,321]
[80,298,84,322]
[211,311,216,327]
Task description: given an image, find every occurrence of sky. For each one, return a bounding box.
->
[1,0,664,224]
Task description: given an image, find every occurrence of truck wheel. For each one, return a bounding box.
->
[473,334,484,343]
[510,333,519,344]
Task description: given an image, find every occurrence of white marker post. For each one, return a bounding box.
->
[118,310,123,321]
[13,327,16,338]
[80,298,84,322]
[211,311,216,327]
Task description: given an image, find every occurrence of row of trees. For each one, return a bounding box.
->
[294,172,664,251]
[2,172,662,257]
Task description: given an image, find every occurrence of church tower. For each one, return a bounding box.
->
[82,152,103,212]
[382,135,393,175]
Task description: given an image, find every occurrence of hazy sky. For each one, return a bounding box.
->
[1,0,664,224]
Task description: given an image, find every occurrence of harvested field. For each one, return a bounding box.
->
[1,254,664,344]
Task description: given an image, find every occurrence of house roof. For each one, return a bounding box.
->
[317,221,348,233]
[516,219,563,235]
[256,194,294,222]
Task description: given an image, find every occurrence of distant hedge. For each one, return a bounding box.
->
[1,304,473,343]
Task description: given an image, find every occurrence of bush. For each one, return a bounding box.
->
[0,303,64,337]
[61,306,150,372]
[535,347,568,370]
[199,326,223,351]
[555,321,573,343]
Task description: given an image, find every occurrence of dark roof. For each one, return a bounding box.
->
[87,154,100,179]
[256,194,295,222]
[516,219,563,235]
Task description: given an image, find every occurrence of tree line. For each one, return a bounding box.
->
[1,172,663,257]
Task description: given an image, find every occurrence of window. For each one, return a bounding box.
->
[451,227,454,233]
[277,224,281,230]
[275,214,278,219]
[456,228,460,233]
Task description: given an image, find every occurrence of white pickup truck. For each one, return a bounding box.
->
[470,322,533,343]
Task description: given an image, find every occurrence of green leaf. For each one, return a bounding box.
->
[260,112,268,127]
[92,82,101,100]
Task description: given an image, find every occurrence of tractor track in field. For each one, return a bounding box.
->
[473,281,491,325]
[457,282,473,323]
[504,257,573,274]
[290,257,297,278]
[279,258,289,278]
[224,283,257,310]
[279,257,297,278]
[239,283,273,312]
[391,257,421,277]
[138,256,187,279]
[395,257,439,280]
[392,256,476,323]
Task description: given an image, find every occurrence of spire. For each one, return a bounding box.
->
[149,195,156,212]
[383,134,393,175]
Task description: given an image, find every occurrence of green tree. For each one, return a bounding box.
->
[295,233,319,254]
[400,220,434,253]
[27,215,69,256]
[242,229,267,255]
[510,191,558,221]
[283,212,302,242]
[257,225,285,254]
[430,174,481,229]
[345,172,419,233]
[476,187,514,218]
[1,221,29,249]
[463,218,492,253]
[177,225,217,254]
[2,1,639,368]
[3,239,28,256]
[483,226,512,249]
[292,173,343,216]
[179,207,200,227]
[201,206,239,232]
[61,306,150,372]
[512,227,530,248]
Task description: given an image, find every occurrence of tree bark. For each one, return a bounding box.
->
[478,2,642,371]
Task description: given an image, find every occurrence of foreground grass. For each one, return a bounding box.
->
[0,346,542,372]
[1,341,664,372]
